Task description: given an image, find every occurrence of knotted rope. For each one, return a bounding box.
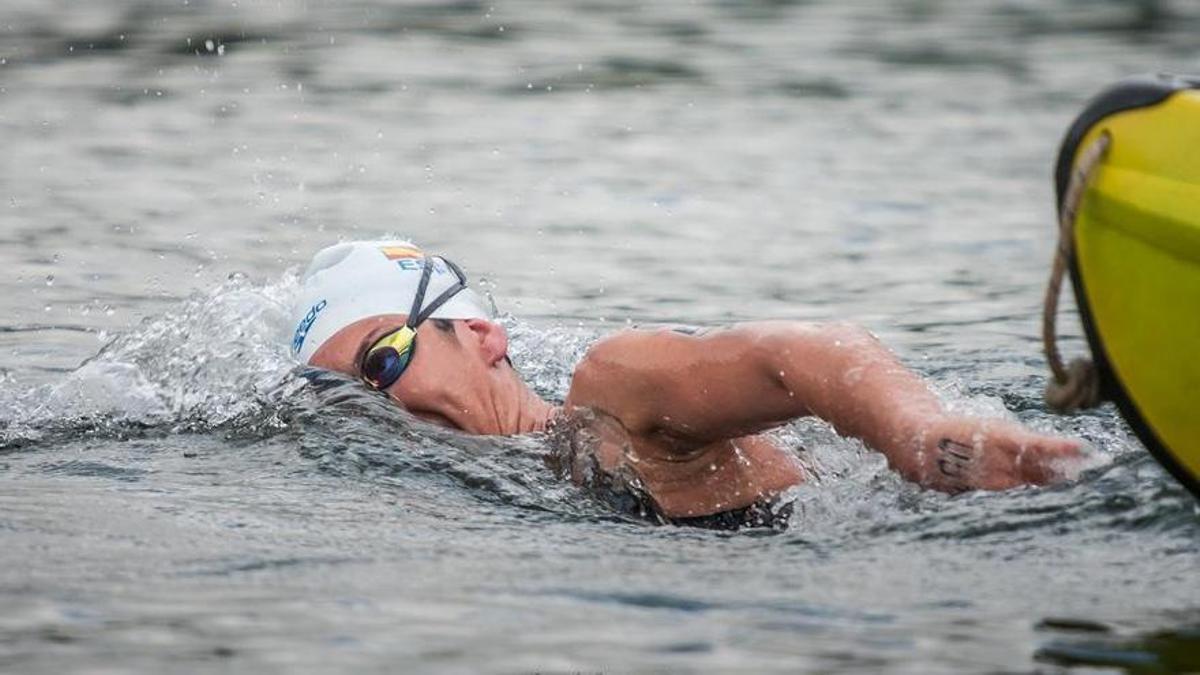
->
[1043,131,1111,412]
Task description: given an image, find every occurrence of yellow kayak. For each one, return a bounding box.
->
[1052,74,1200,498]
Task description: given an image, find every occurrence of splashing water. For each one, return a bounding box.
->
[0,274,300,447]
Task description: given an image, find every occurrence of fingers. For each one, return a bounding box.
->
[1012,434,1082,486]
[968,423,1083,489]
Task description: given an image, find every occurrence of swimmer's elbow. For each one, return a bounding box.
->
[751,321,886,409]
[770,320,875,344]
[753,321,880,368]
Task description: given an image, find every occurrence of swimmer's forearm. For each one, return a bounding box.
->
[761,322,1082,490]
[761,322,945,470]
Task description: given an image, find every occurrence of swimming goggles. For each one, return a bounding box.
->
[359,256,468,391]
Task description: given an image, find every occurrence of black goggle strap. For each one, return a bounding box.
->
[405,256,437,329]
[410,256,468,326]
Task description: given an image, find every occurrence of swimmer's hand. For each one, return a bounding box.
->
[892,415,1084,494]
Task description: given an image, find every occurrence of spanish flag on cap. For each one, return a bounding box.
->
[379,244,423,261]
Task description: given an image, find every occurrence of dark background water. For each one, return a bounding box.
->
[2,0,1199,672]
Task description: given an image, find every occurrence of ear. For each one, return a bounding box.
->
[461,319,509,367]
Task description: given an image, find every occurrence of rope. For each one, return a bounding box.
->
[1043,131,1111,413]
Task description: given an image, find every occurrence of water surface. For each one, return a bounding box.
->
[2,0,1199,672]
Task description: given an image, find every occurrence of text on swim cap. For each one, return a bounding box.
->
[292,299,327,355]
[395,258,452,274]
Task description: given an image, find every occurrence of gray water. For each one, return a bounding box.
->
[2,0,1199,672]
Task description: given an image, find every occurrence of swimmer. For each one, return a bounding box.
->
[290,241,1083,527]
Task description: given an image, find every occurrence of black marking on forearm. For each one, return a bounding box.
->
[936,438,975,481]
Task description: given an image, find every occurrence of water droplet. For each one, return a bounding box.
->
[205,39,214,52]
[44,275,54,286]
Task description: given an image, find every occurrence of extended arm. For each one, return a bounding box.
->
[569,322,1081,492]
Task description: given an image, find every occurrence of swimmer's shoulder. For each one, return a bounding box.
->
[564,325,719,430]
[577,324,716,365]
[569,326,703,388]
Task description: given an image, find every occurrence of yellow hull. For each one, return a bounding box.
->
[1055,75,1200,497]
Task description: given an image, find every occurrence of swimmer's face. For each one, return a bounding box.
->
[309,314,512,433]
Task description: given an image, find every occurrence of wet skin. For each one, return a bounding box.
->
[311,316,1083,518]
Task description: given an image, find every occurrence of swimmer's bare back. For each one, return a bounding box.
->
[562,321,1083,518]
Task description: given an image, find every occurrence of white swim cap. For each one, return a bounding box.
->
[289,240,493,364]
